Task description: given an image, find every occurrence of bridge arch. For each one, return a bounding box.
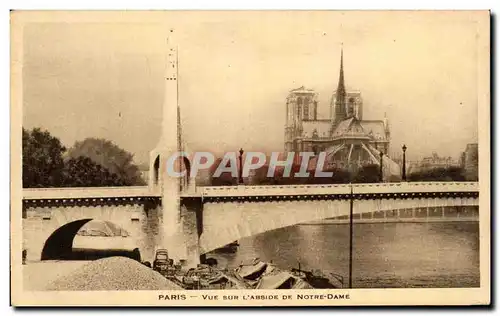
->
[199,196,478,254]
[41,219,140,261]
[41,218,91,260]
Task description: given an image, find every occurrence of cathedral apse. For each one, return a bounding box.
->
[284,48,401,179]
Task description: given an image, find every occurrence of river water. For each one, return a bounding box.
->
[207,222,480,288]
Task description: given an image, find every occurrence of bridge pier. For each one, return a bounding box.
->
[179,199,203,268]
[159,196,203,269]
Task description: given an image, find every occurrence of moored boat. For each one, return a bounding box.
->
[256,270,314,289]
[213,241,239,253]
[153,256,344,290]
[235,258,344,289]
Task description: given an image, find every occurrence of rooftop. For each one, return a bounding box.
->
[289,86,316,94]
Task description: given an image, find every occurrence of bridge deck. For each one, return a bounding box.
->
[22,182,479,200]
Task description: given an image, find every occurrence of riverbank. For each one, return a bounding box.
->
[23,257,182,291]
[299,217,479,225]
[208,222,479,288]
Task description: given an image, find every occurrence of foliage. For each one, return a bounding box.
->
[250,164,302,185]
[62,156,127,187]
[206,155,406,185]
[22,127,66,188]
[251,164,353,185]
[209,158,238,186]
[22,128,145,187]
[408,166,466,182]
[307,168,352,184]
[352,164,380,183]
[67,138,146,186]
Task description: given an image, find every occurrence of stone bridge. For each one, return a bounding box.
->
[22,187,161,263]
[194,182,478,254]
[22,181,479,267]
[20,42,480,267]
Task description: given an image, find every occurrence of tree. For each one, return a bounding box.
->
[22,127,66,188]
[23,128,146,187]
[306,168,352,184]
[408,166,466,182]
[251,164,352,185]
[352,164,380,183]
[250,165,274,185]
[209,158,237,186]
[62,156,126,187]
[250,163,306,185]
[67,138,146,186]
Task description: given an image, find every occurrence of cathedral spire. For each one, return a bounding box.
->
[337,44,346,98]
[334,45,347,125]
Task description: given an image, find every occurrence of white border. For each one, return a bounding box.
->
[3,1,498,315]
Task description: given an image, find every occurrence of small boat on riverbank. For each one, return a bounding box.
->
[235,258,344,289]
[256,270,313,289]
[156,257,344,290]
[213,241,239,253]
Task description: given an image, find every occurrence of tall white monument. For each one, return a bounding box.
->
[149,31,198,267]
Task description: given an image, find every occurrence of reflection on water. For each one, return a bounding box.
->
[207,222,479,288]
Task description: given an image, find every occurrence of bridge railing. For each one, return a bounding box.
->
[351,181,478,194]
[22,186,159,200]
[199,182,479,197]
[200,183,352,197]
[21,181,479,200]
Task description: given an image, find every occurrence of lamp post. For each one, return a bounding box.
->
[238,148,244,185]
[379,151,384,182]
[402,144,407,181]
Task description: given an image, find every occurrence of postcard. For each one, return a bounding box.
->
[10,10,490,306]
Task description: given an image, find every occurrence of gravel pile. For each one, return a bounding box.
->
[45,257,182,291]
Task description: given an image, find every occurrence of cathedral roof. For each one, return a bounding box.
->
[289,86,315,94]
[332,117,367,138]
[331,117,357,138]
[331,89,361,95]
[302,120,331,138]
[359,120,387,141]
[330,117,387,141]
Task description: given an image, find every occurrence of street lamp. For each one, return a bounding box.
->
[379,151,384,182]
[402,144,407,181]
[238,148,244,184]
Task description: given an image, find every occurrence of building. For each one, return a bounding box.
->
[462,143,478,181]
[409,152,461,174]
[284,48,400,179]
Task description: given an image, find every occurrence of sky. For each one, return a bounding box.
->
[21,11,481,165]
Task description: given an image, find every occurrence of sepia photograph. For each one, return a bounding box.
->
[10,10,490,306]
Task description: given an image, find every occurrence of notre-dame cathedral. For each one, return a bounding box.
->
[284,48,400,178]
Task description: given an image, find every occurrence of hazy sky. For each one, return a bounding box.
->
[21,11,480,165]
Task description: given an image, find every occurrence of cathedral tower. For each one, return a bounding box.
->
[284,86,317,152]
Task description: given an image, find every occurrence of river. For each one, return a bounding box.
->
[207,222,480,288]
